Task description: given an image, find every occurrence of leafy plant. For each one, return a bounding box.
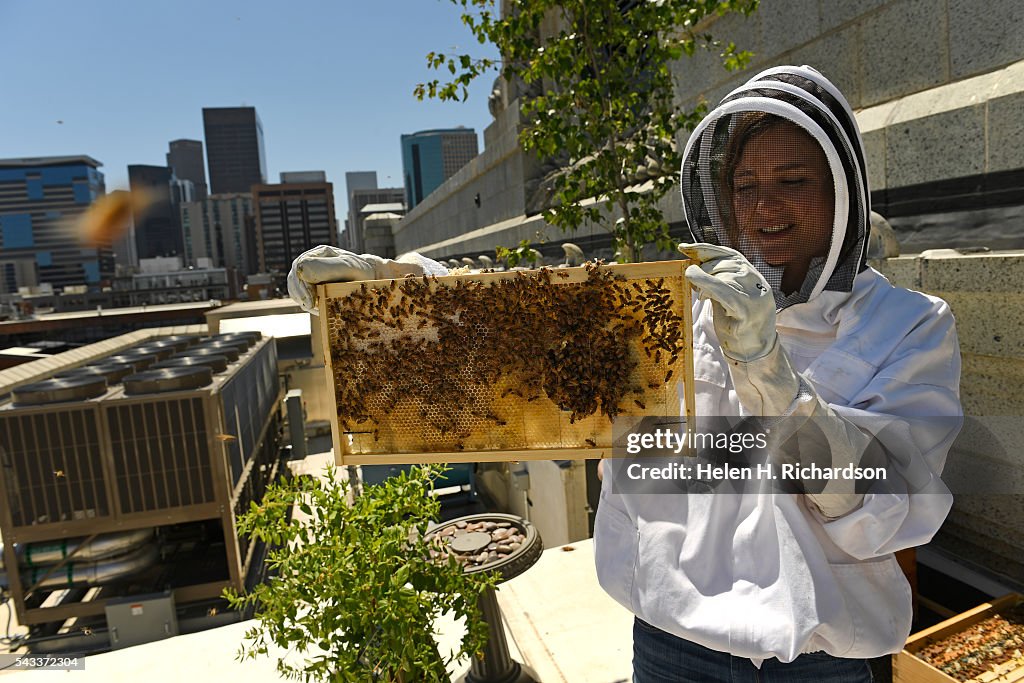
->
[416,0,758,262]
[225,464,497,682]
[495,238,541,268]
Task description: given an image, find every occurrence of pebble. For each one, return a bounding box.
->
[497,544,512,554]
[456,521,468,529]
[497,522,511,528]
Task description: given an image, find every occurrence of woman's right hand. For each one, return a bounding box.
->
[286,245,431,314]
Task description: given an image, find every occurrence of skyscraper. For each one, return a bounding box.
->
[400,128,478,209]
[180,193,255,275]
[253,180,337,276]
[203,107,267,194]
[166,139,208,200]
[128,164,185,259]
[0,156,111,293]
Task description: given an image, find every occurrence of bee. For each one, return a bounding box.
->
[585,438,597,447]
[75,188,155,247]
[665,370,674,382]
[54,469,66,478]
[556,271,570,279]
[634,400,646,410]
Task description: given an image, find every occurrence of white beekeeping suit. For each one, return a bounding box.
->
[594,65,962,663]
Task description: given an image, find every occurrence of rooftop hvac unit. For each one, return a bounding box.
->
[0,335,282,630]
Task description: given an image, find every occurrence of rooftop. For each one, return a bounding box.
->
[0,155,102,169]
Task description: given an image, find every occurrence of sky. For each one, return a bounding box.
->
[0,0,499,221]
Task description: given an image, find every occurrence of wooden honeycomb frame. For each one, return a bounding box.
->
[317,260,696,465]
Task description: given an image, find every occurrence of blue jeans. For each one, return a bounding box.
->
[633,618,873,682]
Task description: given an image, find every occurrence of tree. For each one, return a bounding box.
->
[416,0,758,263]
[225,465,496,682]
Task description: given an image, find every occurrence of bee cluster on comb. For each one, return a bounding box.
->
[318,261,695,464]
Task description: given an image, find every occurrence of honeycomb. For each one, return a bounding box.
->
[319,261,695,464]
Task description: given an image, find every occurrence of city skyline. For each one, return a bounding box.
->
[0,0,498,223]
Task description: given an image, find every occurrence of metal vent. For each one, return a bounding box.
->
[106,397,214,514]
[196,339,250,354]
[105,353,159,371]
[12,377,107,406]
[211,332,261,349]
[55,363,135,385]
[123,367,213,396]
[0,408,110,526]
[156,334,201,349]
[152,355,229,374]
[220,342,278,485]
[126,345,175,361]
[182,345,240,362]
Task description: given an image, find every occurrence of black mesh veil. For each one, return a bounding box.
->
[681,66,870,310]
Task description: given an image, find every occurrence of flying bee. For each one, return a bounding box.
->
[75,188,156,247]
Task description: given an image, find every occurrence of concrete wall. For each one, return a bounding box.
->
[873,250,1024,586]
[396,0,1024,260]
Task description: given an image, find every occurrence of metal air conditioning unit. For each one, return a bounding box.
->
[0,332,282,635]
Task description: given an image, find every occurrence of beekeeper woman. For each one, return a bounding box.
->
[595,65,962,681]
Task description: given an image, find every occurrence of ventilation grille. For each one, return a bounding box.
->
[220,342,278,485]
[233,412,280,568]
[106,397,214,514]
[0,409,110,527]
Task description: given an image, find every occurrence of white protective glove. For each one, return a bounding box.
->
[287,245,448,315]
[680,242,878,518]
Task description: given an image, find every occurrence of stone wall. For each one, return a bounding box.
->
[873,250,1024,586]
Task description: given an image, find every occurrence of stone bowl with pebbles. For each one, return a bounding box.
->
[425,513,542,581]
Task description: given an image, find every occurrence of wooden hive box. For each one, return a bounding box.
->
[317,261,696,465]
[894,593,1024,683]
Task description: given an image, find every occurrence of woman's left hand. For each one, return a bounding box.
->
[678,243,777,362]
